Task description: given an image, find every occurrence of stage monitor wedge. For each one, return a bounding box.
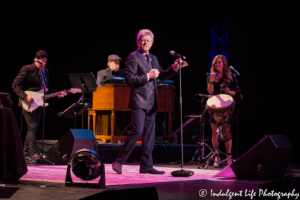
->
[45,129,96,165]
[230,135,292,180]
[172,117,201,144]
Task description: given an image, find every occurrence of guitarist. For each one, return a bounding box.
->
[12,50,67,161]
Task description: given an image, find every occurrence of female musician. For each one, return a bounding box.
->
[207,55,236,167]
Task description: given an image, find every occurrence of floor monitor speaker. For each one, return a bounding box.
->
[230,135,292,180]
[45,129,95,165]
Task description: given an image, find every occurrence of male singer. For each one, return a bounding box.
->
[12,50,67,161]
[112,29,188,174]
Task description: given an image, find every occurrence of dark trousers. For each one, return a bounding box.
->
[22,107,42,156]
[115,108,156,169]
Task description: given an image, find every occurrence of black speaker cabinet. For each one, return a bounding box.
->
[230,135,292,180]
[45,129,96,165]
[1,108,27,180]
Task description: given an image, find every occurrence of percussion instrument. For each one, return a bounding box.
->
[206,94,235,125]
[207,94,235,142]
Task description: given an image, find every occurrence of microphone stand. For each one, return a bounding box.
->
[36,70,54,165]
[81,83,85,129]
[233,73,243,158]
[171,61,194,177]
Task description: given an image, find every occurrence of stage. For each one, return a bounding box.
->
[36,140,208,164]
[0,138,290,199]
[1,162,300,200]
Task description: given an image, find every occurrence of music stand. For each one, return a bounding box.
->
[68,73,97,129]
[57,103,92,128]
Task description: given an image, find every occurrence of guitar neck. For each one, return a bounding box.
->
[45,90,71,100]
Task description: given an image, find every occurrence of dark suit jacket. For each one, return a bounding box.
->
[12,63,55,105]
[96,67,125,87]
[125,49,177,110]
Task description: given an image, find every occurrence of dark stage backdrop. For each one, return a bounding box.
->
[1,1,299,162]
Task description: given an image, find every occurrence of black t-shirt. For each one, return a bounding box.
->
[206,76,236,95]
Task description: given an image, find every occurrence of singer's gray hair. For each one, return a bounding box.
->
[136,29,154,41]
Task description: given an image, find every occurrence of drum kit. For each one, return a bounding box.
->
[191,93,236,169]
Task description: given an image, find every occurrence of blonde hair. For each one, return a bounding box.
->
[211,55,232,81]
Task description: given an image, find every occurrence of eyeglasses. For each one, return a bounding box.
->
[36,60,46,65]
[34,58,46,65]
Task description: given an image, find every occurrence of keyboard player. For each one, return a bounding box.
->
[96,54,125,87]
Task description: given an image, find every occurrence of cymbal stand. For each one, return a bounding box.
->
[191,138,214,169]
[190,96,213,168]
[202,123,229,169]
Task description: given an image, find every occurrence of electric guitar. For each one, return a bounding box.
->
[22,88,81,112]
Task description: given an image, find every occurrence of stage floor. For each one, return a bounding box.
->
[1,163,300,200]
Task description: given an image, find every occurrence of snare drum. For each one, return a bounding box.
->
[206,94,235,125]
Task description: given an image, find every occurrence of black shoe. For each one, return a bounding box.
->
[140,168,165,174]
[112,161,122,174]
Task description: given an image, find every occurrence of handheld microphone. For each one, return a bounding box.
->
[170,51,186,60]
[206,73,218,76]
[229,66,240,76]
[196,94,212,98]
